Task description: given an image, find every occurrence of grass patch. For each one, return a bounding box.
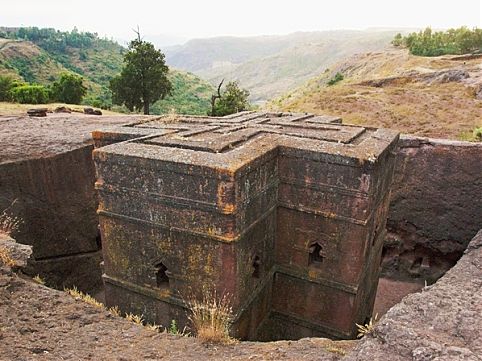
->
[0,247,16,267]
[186,288,235,344]
[32,274,45,285]
[0,101,121,115]
[0,208,22,236]
[356,314,378,338]
[459,126,482,142]
[65,286,104,308]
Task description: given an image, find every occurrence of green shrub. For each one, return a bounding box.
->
[51,72,87,104]
[10,85,51,104]
[327,72,344,86]
[0,76,15,101]
[473,127,482,141]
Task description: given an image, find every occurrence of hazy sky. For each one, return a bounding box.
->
[1,0,481,46]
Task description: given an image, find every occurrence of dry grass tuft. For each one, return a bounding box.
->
[0,209,22,237]
[32,274,45,285]
[0,247,16,267]
[186,288,235,344]
[146,323,161,332]
[108,305,121,317]
[161,108,180,124]
[65,286,104,308]
[325,346,347,356]
[320,339,357,356]
[125,313,144,325]
[356,314,378,338]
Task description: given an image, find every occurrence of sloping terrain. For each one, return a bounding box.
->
[0,33,214,115]
[268,49,482,139]
[165,30,402,103]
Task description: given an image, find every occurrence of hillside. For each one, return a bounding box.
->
[267,49,482,140]
[165,30,405,103]
[0,29,214,115]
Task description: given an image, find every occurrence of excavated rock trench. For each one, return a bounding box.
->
[0,114,481,359]
[1,230,480,360]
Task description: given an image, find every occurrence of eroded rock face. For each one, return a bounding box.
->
[0,114,151,292]
[384,136,482,282]
[0,234,32,270]
[347,229,482,361]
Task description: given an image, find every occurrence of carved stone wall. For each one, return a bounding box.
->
[93,112,399,340]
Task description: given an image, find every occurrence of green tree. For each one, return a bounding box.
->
[110,33,171,114]
[0,76,15,101]
[327,72,344,86]
[211,81,250,116]
[391,33,403,47]
[394,27,482,56]
[51,72,87,104]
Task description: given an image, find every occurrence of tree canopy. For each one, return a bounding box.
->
[51,72,87,104]
[392,27,482,56]
[211,81,250,116]
[110,35,172,114]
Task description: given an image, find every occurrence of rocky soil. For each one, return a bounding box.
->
[0,270,353,360]
[1,230,481,360]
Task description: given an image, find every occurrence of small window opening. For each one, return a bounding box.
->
[155,262,170,288]
[309,242,324,265]
[252,255,261,278]
[95,228,102,249]
[372,224,381,246]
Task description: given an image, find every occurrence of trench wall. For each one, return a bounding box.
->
[1,130,480,292]
[383,135,482,281]
[0,145,102,292]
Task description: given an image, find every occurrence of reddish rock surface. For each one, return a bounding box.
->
[93,112,399,340]
[0,114,152,292]
[347,230,482,361]
[0,266,353,360]
[384,136,482,282]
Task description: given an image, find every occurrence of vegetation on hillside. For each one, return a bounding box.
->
[327,72,344,86]
[267,49,482,141]
[151,71,213,115]
[210,80,251,116]
[51,73,87,104]
[166,30,401,102]
[0,26,213,114]
[392,27,482,56]
[0,72,87,104]
[110,33,171,114]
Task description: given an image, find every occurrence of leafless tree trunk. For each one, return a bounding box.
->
[210,79,224,116]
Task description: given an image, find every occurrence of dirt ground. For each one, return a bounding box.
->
[0,266,357,361]
[1,259,426,361]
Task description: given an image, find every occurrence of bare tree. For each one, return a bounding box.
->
[210,79,224,116]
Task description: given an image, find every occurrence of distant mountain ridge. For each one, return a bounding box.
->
[164,30,406,103]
